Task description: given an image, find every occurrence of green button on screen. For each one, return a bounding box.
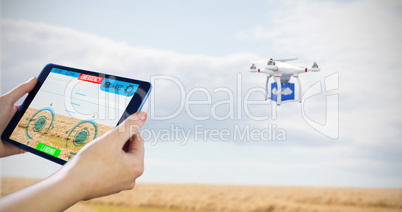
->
[35,142,61,157]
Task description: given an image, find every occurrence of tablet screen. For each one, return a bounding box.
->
[9,68,139,162]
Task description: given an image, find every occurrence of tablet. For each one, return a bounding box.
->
[1,64,151,165]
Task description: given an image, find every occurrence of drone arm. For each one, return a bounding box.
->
[305,67,321,72]
[266,65,278,71]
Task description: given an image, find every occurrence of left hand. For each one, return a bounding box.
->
[0,77,37,157]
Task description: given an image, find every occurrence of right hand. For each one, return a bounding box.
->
[56,111,147,200]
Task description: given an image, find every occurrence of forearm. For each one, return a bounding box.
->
[0,111,146,211]
[0,172,84,212]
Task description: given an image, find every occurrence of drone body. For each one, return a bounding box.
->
[249,58,320,105]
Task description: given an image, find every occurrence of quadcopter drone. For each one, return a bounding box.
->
[249,58,320,105]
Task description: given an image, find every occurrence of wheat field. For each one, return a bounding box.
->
[10,107,113,161]
[1,178,401,212]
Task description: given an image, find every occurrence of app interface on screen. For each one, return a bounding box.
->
[10,68,138,161]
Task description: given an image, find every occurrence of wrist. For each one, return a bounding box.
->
[0,165,87,212]
[50,164,88,205]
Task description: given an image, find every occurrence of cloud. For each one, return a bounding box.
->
[272,87,293,95]
[0,19,261,121]
[1,0,402,187]
[234,31,248,40]
[247,0,402,142]
[1,15,400,147]
[234,0,402,186]
[254,0,402,59]
[282,87,292,95]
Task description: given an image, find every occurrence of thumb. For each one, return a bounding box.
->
[115,111,147,146]
[126,133,144,157]
[4,77,37,104]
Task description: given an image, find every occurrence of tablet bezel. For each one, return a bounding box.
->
[1,63,151,165]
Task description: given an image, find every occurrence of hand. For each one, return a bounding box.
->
[0,111,147,211]
[57,111,147,200]
[0,77,37,157]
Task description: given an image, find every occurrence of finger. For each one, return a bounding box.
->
[12,105,20,115]
[115,111,147,146]
[0,143,25,157]
[127,133,144,158]
[5,105,21,124]
[4,77,37,104]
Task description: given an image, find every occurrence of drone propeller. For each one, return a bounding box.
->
[250,58,298,64]
[250,60,266,63]
[272,58,298,62]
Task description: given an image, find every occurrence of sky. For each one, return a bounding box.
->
[1,0,402,188]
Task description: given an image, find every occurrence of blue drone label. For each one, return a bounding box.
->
[271,83,295,102]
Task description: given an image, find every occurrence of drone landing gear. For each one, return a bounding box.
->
[294,74,302,103]
[274,76,282,106]
[265,76,271,101]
